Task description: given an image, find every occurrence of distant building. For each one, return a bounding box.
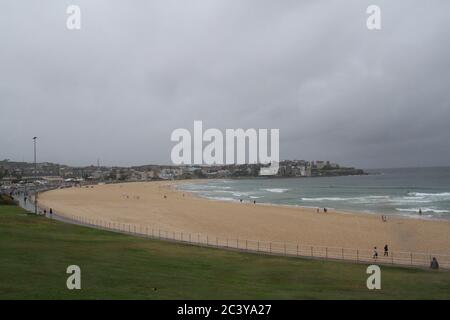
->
[315,161,326,169]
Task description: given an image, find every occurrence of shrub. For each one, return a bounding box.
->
[0,194,18,206]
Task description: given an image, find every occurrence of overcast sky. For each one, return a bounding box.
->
[1,0,449,169]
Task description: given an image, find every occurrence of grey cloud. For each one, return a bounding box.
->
[1,0,449,168]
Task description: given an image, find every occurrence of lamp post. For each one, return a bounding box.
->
[33,137,37,214]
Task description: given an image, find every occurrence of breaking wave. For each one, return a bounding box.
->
[395,208,450,214]
[262,188,289,193]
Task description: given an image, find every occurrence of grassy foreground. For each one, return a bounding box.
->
[1,205,449,300]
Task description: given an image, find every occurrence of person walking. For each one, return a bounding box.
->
[384,244,389,256]
[373,247,378,260]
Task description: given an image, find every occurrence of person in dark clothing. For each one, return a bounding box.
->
[384,244,389,256]
[430,257,439,270]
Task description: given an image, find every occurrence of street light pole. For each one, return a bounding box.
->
[33,137,37,215]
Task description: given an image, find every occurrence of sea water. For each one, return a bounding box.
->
[179,167,450,219]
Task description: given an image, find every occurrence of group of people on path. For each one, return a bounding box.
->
[42,208,53,217]
[372,244,390,259]
[373,245,440,270]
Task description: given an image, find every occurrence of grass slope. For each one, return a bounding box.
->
[0,205,449,300]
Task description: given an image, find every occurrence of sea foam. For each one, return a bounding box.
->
[262,188,289,193]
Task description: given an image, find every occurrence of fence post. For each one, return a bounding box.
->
[410,252,413,265]
[296,244,299,256]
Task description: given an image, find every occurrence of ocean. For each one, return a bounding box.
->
[179,167,450,220]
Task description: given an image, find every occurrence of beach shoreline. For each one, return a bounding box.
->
[174,179,450,223]
[39,180,450,255]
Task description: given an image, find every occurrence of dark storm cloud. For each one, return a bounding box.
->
[1,0,449,168]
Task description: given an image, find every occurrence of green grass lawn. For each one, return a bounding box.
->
[1,204,449,300]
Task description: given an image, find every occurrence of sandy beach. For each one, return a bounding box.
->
[39,181,450,255]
